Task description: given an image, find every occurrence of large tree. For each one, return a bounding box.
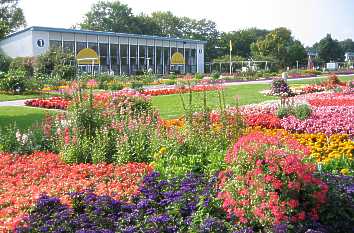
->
[287,40,307,66]
[250,27,307,68]
[0,0,25,39]
[316,34,343,62]
[80,1,139,34]
[218,28,269,59]
[339,39,354,53]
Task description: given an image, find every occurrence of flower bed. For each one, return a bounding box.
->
[218,131,328,228]
[0,152,152,231]
[25,96,69,110]
[140,84,222,96]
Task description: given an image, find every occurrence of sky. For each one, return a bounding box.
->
[19,0,354,46]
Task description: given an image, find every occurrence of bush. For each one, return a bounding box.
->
[293,104,312,120]
[0,70,31,93]
[270,77,293,97]
[277,104,312,120]
[218,131,328,230]
[130,81,143,90]
[194,73,203,80]
[211,71,220,80]
[0,53,11,72]
[36,48,76,80]
[318,174,354,233]
[0,123,57,154]
[276,106,294,118]
[9,57,34,77]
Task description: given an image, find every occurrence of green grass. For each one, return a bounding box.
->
[152,84,277,119]
[0,92,62,102]
[0,106,50,129]
[153,75,354,119]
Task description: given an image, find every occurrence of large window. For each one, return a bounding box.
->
[99,43,108,63]
[110,44,119,74]
[130,45,137,73]
[147,46,154,70]
[120,44,128,74]
[138,45,145,70]
[76,42,86,54]
[63,41,75,53]
[50,40,61,49]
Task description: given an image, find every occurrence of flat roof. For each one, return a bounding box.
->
[1,26,207,44]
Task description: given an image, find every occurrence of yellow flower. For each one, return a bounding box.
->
[340,168,349,175]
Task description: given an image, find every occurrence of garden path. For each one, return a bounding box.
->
[0,99,27,107]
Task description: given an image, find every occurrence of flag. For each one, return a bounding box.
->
[229,40,232,52]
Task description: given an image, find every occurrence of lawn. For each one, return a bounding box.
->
[0,92,60,102]
[152,84,277,119]
[0,106,50,129]
[152,75,354,119]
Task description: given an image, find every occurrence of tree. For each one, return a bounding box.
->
[150,11,182,37]
[339,39,354,53]
[219,28,269,58]
[80,1,139,34]
[316,34,343,62]
[0,0,26,39]
[250,27,308,68]
[287,40,307,66]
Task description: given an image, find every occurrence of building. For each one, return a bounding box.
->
[0,26,206,74]
[345,52,354,62]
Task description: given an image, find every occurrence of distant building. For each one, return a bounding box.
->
[307,50,318,69]
[345,52,354,62]
[0,26,206,74]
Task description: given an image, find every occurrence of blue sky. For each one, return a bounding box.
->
[20,0,354,46]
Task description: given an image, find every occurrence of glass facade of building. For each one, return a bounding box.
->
[49,31,202,75]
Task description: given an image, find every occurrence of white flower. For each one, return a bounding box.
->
[16,130,22,142]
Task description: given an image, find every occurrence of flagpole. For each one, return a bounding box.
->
[229,40,232,75]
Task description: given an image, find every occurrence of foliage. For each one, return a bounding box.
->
[339,38,354,53]
[9,57,34,77]
[318,174,354,233]
[219,28,269,58]
[36,48,77,80]
[0,0,26,39]
[218,131,328,230]
[0,53,11,72]
[0,69,39,93]
[15,172,238,233]
[293,104,312,120]
[60,90,154,164]
[211,71,220,80]
[315,34,344,62]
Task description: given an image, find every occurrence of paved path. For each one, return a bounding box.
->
[0,99,28,107]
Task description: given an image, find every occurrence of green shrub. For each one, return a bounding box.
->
[276,106,294,118]
[9,57,34,77]
[0,70,29,93]
[0,53,11,72]
[211,71,220,80]
[194,73,203,80]
[109,81,124,91]
[36,48,76,80]
[293,104,312,120]
[130,81,143,90]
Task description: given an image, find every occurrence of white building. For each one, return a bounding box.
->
[0,26,206,74]
[345,52,354,62]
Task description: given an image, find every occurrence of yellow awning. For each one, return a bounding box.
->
[76,48,100,65]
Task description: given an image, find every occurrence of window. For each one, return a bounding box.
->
[50,40,61,49]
